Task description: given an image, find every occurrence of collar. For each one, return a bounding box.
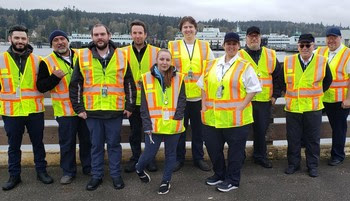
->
[218,54,239,66]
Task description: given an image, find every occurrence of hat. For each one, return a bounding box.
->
[326,27,341,37]
[246,26,261,35]
[49,30,69,45]
[298,34,314,43]
[224,32,240,43]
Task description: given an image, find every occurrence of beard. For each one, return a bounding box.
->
[56,47,69,55]
[95,40,108,50]
[11,41,28,53]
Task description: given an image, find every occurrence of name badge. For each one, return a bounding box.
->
[216,85,224,99]
[101,86,108,97]
[163,110,170,121]
[15,87,21,98]
[188,69,193,79]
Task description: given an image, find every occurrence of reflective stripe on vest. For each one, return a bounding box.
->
[122,44,159,105]
[0,52,44,116]
[79,48,127,111]
[284,54,326,113]
[316,46,350,102]
[202,57,254,128]
[142,72,185,134]
[168,39,210,99]
[238,47,276,101]
[44,51,76,116]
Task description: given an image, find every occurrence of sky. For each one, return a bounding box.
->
[0,0,349,27]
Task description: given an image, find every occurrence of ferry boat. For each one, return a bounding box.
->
[69,33,132,47]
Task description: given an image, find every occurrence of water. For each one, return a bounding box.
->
[0,44,293,61]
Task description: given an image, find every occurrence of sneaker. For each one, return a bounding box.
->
[136,170,151,183]
[158,181,171,195]
[205,175,223,186]
[216,181,238,192]
[60,175,74,185]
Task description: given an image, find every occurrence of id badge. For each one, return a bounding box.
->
[137,80,142,88]
[216,85,224,99]
[188,69,193,79]
[15,87,21,98]
[163,110,170,120]
[101,86,108,97]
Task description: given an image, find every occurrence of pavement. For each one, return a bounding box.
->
[1,159,350,201]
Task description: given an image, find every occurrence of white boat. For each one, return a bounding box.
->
[68,33,132,46]
[263,33,299,51]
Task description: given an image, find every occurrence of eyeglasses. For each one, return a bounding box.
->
[299,44,311,49]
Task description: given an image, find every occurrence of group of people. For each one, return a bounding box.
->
[1,15,349,194]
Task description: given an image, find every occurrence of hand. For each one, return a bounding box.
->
[342,99,350,109]
[78,112,87,119]
[52,69,66,79]
[124,110,132,118]
[271,97,276,105]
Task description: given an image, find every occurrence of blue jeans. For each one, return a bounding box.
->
[86,116,122,179]
[136,133,180,182]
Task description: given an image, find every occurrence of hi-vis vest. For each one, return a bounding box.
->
[315,46,350,102]
[283,54,327,113]
[43,50,77,116]
[238,47,276,101]
[201,57,254,128]
[168,39,210,99]
[79,48,127,111]
[0,52,44,116]
[122,44,159,105]
[142,72,185,134]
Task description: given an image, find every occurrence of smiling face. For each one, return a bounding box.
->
[156,51,172,74]
[224,40,240,58]
[298,42,314,61]
[181,21,196,41]
[52,36,69,56]
[326,35,341,51]
[92,26,111,50]
[9,31,29,53]
[131,25,147,47]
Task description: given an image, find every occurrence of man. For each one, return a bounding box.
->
[37,30,91,184]
[1,25,53,191]
[281,34,332,177]
[122,20,159,173]
[238,26,282,168]
[69,24,136,191]
[315,27,350,166]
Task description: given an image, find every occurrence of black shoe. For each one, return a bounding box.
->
[194,160,211,171]
[83,168,92,176]
[308,168,318,177]
[328,159,343,166]
[86,178,102,191]
[124,160,137,173]
[2,176,21,191]
[112,176,125,190]
[216,181,238,192]
[205,175,223,186]
[173,161,184,172]
[158,181,171,195]
[254,159,273,168]
[136,170,151,183]
[146,161,158,172]
[284,166,300,175]
[37,172,54,184]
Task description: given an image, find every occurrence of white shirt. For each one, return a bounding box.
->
[299,53,313,68]
[328,44,350,74]
[197,54,262,94]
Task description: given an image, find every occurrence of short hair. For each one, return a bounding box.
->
[130,20,147,33]
[8,25,28,36]
[179,16,197,31]
[90,24,111,36]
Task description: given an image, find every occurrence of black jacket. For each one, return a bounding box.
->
[140,65,186,132]
[36,49,76,93]
[69,41,136,119]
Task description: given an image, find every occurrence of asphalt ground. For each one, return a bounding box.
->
[1,159,350,201]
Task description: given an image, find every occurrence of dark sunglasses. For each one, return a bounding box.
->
[299,44,311,49]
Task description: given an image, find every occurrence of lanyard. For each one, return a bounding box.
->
[219,61,235,83]
[183,40,196,62]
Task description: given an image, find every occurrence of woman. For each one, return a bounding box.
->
[135,49,186,195]
[198,32,261,192]
[168,16,215,172]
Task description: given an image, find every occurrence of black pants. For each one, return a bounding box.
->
[128,106,143,161]
[203,124,250,186]
[252,101,272,161]
[324,102,350,161]
[286,111,321,169]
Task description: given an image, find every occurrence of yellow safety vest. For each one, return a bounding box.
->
[142,71,185,134]
[238,47,276,101]
[122,44,159,105]
[78,48,127,111]
[315,46,350,102]
[0,52,44,116]
[284,54,327,113]
[202,57,254,128]
[43,50,78,116]
[168,39,210,99]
